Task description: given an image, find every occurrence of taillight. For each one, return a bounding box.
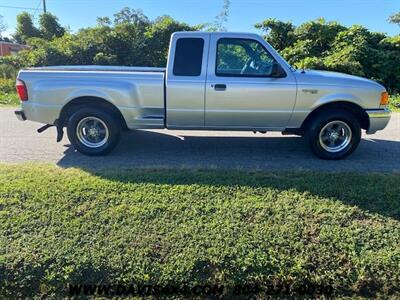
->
[16,79,28,101]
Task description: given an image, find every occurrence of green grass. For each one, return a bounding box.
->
[0,164,399,298]
[0,91,19,107]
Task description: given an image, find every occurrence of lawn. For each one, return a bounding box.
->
[0,163,399,298]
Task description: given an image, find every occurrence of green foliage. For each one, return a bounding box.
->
[0,78,15,91]
[113,7,149,26]
[0,54,27,71]
[3,9,400,92]
[145,16,192,66]
[13,12,65,43]
[0,64,17,79]
[39,13,65,40]
[0,77,18,106]
[255,18,295,50]
[258,18,400,92]
[0,91,19,106]
[13,12,41,44]
[0,164,400,298]
[389,94,400,111]
[5,10,192,68]
[0,78,18,106]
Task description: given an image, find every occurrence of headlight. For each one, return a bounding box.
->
[380,92,389,106]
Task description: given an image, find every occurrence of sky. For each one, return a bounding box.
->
[0,0,399,38]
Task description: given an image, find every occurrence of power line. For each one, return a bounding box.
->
[0,5,41,12]
[33,0,44,18]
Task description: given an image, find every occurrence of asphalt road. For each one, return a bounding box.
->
[0,108,399,172]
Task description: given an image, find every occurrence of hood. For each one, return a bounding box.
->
[294,69,384,90]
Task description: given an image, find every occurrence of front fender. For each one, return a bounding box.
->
[311,93,362,110]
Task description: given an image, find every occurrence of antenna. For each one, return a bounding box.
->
[301,59,306,74]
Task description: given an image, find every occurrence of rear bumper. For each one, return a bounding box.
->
[365,108,391,134]
[14,109,26,121]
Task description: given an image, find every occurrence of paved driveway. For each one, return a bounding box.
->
[0,108,399,172]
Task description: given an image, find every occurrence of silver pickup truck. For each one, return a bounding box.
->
[14,32,391,159]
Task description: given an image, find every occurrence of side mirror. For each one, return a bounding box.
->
[270,62,286,78]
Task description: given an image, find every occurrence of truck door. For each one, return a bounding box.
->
[165,33,210,128]
[205,34,297,129]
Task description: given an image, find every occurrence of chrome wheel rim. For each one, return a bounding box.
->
[76,116,109,148]
[319,120,352,153]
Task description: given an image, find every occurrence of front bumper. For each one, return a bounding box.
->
[14,109,26,121]
[365,108,391,134]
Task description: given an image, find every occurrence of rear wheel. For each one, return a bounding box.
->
[67,107,121,156]
[306,109,361,160]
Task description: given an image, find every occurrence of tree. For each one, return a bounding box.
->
[13,12,41,44]
[201,0,231,31]
[39,13,65,40]
[389,12,400,26]
[255,18,295,50]
[4,9,399,93]
[96,17,111,27]
[256,17,400,92]
[113,7,149,27]
[0,15,7,40]
[144,16,193,66]
[293,19,346,56]
[214,0,231,31]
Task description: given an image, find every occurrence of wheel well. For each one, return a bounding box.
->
[59,97,128,130]
[301,101,369,131]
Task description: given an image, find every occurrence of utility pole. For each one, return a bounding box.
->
[43,0,47,13]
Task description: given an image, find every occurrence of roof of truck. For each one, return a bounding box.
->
[172,31,261,38]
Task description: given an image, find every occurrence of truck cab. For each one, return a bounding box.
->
[166,32,296,130]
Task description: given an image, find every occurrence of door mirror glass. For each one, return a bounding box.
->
[270,62,286,78]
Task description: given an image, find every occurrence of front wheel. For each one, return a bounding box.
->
[67,107,121,156]
[306,110,361,160]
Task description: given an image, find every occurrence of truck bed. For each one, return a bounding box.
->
[26,65,166,73]
[18,65,166,129]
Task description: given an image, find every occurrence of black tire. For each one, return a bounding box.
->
[306,109,361,160]
[67,107,121,156]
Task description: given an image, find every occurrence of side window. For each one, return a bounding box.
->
[173,38,204,76]
[216,38,277,77]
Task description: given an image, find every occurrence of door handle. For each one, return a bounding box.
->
[213,84,226,91]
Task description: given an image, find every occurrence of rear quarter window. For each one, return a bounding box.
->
[173,38,204,76]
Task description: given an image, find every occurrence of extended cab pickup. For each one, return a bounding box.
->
[15,32,391,159]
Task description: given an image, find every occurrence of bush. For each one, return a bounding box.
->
[389,94,400,111]
[0,64,18,79]
[0,78,15,93]
[0,78,19,106]
[0,91,19,106]
[257,19,400,92]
